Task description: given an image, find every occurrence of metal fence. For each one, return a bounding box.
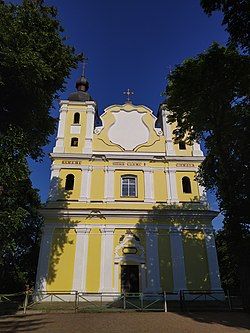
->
[0,289,241,314]
[180,289,231,312]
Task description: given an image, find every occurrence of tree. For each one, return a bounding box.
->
[200,0,250,53]
[216,226,250,292]
[215,229,240,291]
[0,126,42,292]
[0,0,82,158]
[164,43,250,310]
[0,0,82,292]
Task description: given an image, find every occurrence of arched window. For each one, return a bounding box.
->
[121,175,137,197]
[73,112,80,124]
[71,137,78,146]
[182,176,191,193]
[65,174,74,190]
[179,141,186,150]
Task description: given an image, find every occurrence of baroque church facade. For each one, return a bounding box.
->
[36,70,222,297]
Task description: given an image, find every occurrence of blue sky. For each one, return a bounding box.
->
[26,0,227,228]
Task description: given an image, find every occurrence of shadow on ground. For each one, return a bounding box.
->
[180,311,250,331]
[0,314,52,332]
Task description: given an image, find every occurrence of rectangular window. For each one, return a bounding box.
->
[121,176,137,197]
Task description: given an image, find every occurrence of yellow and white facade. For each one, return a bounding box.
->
[36,77,222,296]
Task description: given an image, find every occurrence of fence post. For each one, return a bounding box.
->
[74,291,78,313]
[180,290,184,312]
[123,293,126,310]
[23,291,28,314]
[164,291,167,312]
[140,293,143,310]
[227,289,232,311]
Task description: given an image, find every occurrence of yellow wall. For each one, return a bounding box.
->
[154,170,168,202]
[173,143,193,157]
[64,106,87,153]
[85,228,102,292]
[182,230,210,290]
[58,168,82,200]
[90,169,105,201]
[158,230,173,292]
[47,228,76,291]
[114,170,144,201]
[176,171,200,202]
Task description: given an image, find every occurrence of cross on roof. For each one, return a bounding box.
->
[81,53,88,76]
[123,88,134,103]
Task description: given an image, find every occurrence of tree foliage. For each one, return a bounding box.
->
[0,127,43,292]
[0,0,82,292]
[215,228,240,290]
[200,0,250,53]
[165,43,250,218]
[164,42,250,309]
[0,0,82,158]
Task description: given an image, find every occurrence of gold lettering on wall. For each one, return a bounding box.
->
[112,162,146,166]
[176,163,195,167]
[62,160,81,165]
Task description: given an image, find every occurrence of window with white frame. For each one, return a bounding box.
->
[121,175,137,197]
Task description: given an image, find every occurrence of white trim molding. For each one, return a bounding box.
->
[35,226,54,292]
[169,226,187,292]
[146,227,161,292]
[144,168,155,203]
[104,166,115,202]
[99,226,115,292]
[192,141,204,157]
[204,228,222,290]
[72,227,91,292]
[165,168,179,204]
[79,166,92,202]
[83,105,96,154]
[53,104,68,153]
[48,165,60,201]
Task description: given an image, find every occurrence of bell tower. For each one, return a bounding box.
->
[53,63,97,156]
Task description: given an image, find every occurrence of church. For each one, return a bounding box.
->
[35,69,222,298]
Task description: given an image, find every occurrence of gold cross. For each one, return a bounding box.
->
[81,53,88,76]
[123,88,134,103]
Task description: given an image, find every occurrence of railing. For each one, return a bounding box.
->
[180,289,230,311]
[0,289,237,314]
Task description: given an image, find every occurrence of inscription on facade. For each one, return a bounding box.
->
[176,163,195,167]
[112,162,146,166]
[62,160,81,165]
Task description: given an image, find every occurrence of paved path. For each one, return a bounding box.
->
[0,312,250,332]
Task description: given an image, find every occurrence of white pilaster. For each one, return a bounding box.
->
[165,168,179,204]
[53,103,67,153]
[79,166,92,202]
[141,264,147,292]
[99,226,115,292]
[47,165,60,201]
[35,226,54,291]
[146,227,161,292]
[104,166,115,202]
[204,228,222,290]
[144,168,155,203]
[83,103,96,154]
[192,140,203,156]
[161,109,175,156]
[114,263,119,292]
[169,227,187,292]
[72,227,91,292]
[198,183,208,205]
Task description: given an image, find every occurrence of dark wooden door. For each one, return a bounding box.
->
[121,265,139,293]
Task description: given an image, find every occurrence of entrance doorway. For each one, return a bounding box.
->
[121,265,139,293]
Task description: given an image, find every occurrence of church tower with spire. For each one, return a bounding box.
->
[36,68,222,299]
